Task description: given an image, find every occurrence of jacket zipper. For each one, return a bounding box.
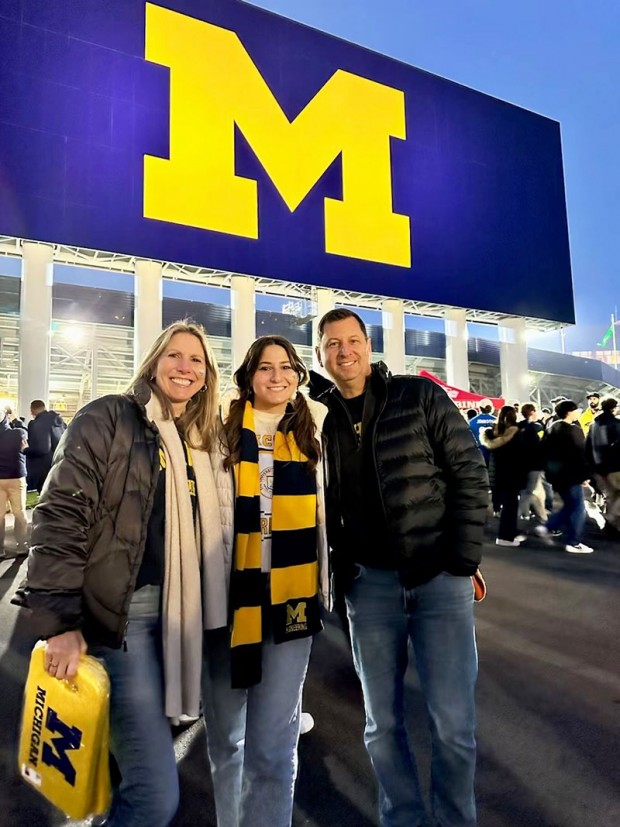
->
[369,386,389,522]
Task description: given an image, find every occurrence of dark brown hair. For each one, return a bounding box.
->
[223,336,320,471]
[497,404,518,434]
[555,399,578,419]
[317,308,368,340]
[520,403,537,420]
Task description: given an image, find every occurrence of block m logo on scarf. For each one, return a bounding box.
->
[286,601,308,631]
[144,3,411,268]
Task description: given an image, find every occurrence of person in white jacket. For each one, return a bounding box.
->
[204,335,330,827]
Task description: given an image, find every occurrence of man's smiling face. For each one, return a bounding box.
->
[318,316,372,398]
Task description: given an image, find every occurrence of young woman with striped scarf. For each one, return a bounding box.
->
[204,335,330,827]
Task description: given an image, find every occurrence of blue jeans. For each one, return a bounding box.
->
[546,483,586,545]
[345,567,478,827]
[201,627,313,827]
[91,585,179,827]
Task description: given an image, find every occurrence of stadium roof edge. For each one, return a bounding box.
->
[0,235,567,333]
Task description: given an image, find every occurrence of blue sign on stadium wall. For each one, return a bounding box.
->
[0,0,574,323]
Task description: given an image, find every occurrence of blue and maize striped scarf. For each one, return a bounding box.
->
[230,401,322,688]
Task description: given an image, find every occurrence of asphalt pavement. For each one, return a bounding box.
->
[0,514,618,827]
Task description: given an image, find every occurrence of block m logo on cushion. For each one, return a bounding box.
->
[41,708,83,787]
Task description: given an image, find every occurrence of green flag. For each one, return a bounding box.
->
[598,318,619,347]
[598,325,614,347]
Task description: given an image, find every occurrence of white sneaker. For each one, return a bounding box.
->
[495,538,522,547]
[565,543,594,554]
[300,712,315,735]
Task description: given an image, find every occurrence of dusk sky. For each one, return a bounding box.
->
[248,0,619,354]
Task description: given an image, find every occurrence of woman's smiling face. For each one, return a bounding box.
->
[154,332,207,415]
[251,344,299,413]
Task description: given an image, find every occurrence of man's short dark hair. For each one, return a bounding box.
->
[30,399,46,411]
[480,404,493,414]
[601,397,618,413]
[555,400,578,419]
[521,403,536,420]
[317,308,368,340]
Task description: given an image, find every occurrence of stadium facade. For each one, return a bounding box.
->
[1,0,617,417]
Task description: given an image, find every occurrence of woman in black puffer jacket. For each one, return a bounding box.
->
[14,320,230,827]
[482,405,527,546]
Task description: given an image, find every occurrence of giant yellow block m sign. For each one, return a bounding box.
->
[144,4,411,268]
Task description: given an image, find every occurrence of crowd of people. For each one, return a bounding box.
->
[4,315,618,827]
[0,401,66,559]
[468,391,620,554]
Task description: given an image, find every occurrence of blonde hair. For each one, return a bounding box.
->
[127,320,220,450]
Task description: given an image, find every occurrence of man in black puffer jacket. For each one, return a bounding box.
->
[25,400,66,493]
[540,399,593,554]
[311,309,488,827]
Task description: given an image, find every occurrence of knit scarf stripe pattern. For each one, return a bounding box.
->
[231,401,322,689]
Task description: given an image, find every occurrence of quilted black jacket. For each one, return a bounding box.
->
[310,364,489,588]
[13,384,160,647]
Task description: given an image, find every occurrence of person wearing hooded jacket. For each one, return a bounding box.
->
[482,405,527,547]
[311,309,488,827]
[13,321,230,827]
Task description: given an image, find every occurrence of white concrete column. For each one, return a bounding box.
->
[19,243,54,417]
[312,288,335,372]
[499,317,530,403]
[444,308,470,390]
[382,299,405,374]
[231,275,256,370]
[134,259,163,367]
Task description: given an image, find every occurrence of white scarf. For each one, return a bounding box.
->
[145,395,227,721]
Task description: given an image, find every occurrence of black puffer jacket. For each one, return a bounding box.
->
[310,364,489,588]
[25,409,67,491]
[13,384,160,647]
[544,420,588,488]
[586,410,620,475]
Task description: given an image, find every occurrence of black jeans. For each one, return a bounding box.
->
[497,486,520,540]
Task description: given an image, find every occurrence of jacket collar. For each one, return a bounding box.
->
[308,361,391,402]
[131,377,153,409]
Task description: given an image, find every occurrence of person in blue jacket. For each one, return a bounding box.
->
[468,402,496,467]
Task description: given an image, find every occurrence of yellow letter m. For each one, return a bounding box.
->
[144,3,411,267]
[286,602,307,626]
